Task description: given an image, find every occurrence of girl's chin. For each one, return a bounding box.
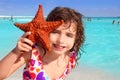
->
[50,49,66,55]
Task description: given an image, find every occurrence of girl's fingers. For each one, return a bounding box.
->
[20,43,32,52]
[16,40,32,53]
[21,38,34,46]
[15,32,34,53]
[22,32,31,38]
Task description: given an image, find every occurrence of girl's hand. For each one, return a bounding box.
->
[13,32,34,54]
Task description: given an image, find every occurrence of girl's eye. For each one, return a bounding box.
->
[66,33,74,38]
[51,30,59,34]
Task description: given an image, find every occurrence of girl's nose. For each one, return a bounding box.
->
[56,34,64,44]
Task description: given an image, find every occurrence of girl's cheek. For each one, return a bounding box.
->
[49,34,57,42]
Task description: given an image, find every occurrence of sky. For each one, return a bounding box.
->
[0,0,120,17]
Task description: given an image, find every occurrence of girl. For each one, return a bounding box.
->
[0,6,84,80]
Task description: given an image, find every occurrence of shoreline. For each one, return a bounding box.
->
[5,65,120,80]
[0,16,120,19]
[66,65,120,80]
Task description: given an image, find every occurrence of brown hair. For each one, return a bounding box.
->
[46,7,84,63]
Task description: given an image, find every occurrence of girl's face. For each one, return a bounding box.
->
[49,22,77,54]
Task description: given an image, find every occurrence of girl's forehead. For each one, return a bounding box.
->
[57,22,77,32]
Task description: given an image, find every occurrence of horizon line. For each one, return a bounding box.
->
[0,15,120,18]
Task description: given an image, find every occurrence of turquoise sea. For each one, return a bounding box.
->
[0,16,120,76]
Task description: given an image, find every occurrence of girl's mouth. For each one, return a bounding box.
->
[53,44,65,51]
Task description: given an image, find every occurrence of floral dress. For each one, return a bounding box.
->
[23,45,76,80]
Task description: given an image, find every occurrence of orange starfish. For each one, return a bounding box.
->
[14,5,63,51]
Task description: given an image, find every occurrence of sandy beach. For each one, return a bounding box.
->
[4,66,23,80]
[4,65,120,80]
[66,65,120,80]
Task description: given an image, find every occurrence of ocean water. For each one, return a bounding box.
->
[80,17,120,76]
[0,17,120,76]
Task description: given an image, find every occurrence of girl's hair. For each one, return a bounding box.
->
[46,7,84,63]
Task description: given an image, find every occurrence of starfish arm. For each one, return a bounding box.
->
[32,4,45,23]
[14,22,32,32]
[35,31,50,51]
[43,20,63,32]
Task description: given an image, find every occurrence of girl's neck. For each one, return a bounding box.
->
[42,51,70,65]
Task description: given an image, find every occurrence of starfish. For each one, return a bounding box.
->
[14,5,63,51]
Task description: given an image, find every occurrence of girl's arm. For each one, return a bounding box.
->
[0,32,33,79]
